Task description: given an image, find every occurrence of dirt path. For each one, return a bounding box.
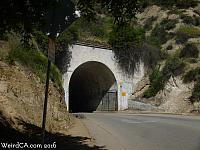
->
[67,117,96,147]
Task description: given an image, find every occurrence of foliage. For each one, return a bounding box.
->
[181,14,200,26]
[55,25,78,74]
[143,16,158,31]
[151,23,174,45]
[77,0,140,25]
[179,43,199,58]
[32,29,49,55]
[140,0,197,8]
[142,42,162,70]
[143,66,165,98]
[183,67,200,83]
[162,56,185,78]
[177,25,200,37]
[32,24,78,74]
[190,80,200,103]
[0,0,76,47]
[108,24,145,74]
[150,18,178,46]
[143,55,185,98]
[71,16,113,44]
[176,25,200,44]
[6,46,63,91]
[160,19,178,31]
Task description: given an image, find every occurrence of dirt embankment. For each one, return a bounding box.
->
[0,61,102,150]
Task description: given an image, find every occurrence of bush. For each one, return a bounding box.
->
[143,67,165,98]
[6,46,63,91]
[177,25,200,37]
[143,56,186,98]
[190,80,200,103]
[151,22,174,45]
[162,56,185,78]
[32,29,48,55]
[143,16,158,31]
[181,14,200,26]
[179,43,199,58]
[109,24,145,74]
[73,16,113,44]
[142,42,162,70]
[183,67,200,83]
[160,19,178,30]
[142,0,197,8]
[176,25,200,44]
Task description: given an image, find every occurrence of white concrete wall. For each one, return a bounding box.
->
[63,44,144,111]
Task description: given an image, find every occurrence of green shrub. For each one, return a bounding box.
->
[177,25,200,37]
[176,25,200,44]
[181,14,200,26]
[179,43,199,58]
[183,67,200,83]
[32,29,48,55]
[142,42,162,70]
[72,16,113,44]
[7,46,63,91]
[109,24,145,74]
[143,16,158,31]
[143,56,186,98]
[190,80,200,103]
[143,67,165,98]
[187,58,198,63]
[142,0,197,8]
[160,19,178,30]
[151,22,174,45]
[162,56,185,78]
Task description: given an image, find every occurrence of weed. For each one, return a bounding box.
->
[181,14,200,26]
[177,25,200,37]
[176,25,200,44]
[151,21,175,45]
[143,66,165,98]
[190,80,200,103]
[143,55,185,98]
[179,43,199,58]
[143,16,158,31]
[183,67,200,83]
[6,46,63,91]
[162,55,185,78]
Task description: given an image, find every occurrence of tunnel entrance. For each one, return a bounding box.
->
[69,61,118,112]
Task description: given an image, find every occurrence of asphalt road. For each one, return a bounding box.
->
[81,112,200,150]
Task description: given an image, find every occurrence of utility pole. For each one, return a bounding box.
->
[41,2,56,147]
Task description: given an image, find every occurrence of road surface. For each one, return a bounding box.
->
[81,112,200,150]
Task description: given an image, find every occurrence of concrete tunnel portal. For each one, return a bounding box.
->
[69,61,118,112]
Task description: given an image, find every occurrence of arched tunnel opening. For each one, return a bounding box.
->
[69,61,118,113]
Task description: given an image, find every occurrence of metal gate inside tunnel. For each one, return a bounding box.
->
[97,91,117,111]
[69,61,118,112]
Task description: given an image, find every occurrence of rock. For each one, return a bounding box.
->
[157,76,194,113]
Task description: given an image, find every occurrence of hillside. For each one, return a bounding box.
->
[0,38,74,144]
[130,3,200,114]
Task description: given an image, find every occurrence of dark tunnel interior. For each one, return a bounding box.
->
[69,61,118,112]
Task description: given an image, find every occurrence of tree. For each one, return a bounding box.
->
[0,0,142,74]
[0,0,140,35]
[77,0,140,25]
[0,0,76,41]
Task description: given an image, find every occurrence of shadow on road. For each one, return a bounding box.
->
[0,112,107,150]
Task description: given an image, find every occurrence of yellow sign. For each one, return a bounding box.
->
[122,91,126,96]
